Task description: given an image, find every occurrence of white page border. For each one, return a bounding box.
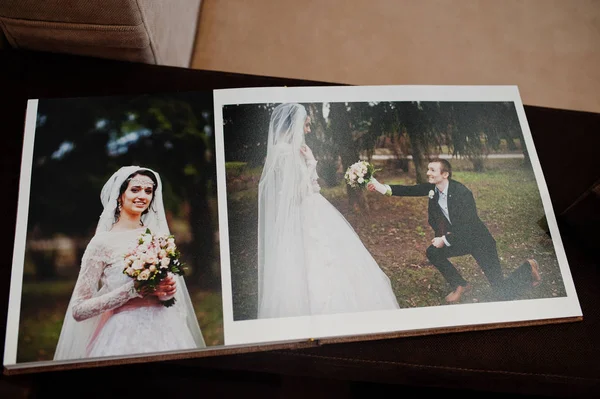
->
[213,85,582,346]
[4,99,39,366]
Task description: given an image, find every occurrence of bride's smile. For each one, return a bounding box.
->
[120,176,155,215]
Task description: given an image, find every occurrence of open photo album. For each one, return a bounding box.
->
[3,85,582,374]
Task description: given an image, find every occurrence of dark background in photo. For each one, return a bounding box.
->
[17,92,224,363]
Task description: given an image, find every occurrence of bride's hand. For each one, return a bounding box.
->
[153,275,177,299]
[133,275,177,299]
[300,145,315,162]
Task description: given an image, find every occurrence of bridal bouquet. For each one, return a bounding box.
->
[122,228,185,307]
[344,161,379,189]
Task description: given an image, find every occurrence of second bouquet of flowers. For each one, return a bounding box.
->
[344,160,380,189]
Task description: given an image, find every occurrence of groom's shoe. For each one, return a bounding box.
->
[528,258,541,287]
[445,283,472,304]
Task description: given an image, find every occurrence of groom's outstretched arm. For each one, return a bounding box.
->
[368,178,434,197]
[389,183,435,197]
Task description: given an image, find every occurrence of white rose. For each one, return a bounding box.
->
[158,249,167,259]
[137,269,151,281]
[126,267,135,276]
[160,257,171,268]
[428,190,435,199]
[146,254,158,265]
[167,237,175,245]
[142,234,153,244]
[358,177,364,184]
[149,265,157,272]
[132,260,143,270]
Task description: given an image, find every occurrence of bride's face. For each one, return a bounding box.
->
[120,174,154,217]
[303,116,312,135]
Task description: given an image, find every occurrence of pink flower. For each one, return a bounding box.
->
[160,257,171,268]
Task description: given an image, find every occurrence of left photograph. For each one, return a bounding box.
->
[5,92,223,366]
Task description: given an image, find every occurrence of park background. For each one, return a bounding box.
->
[15,92,223,363]
[222,101,567,321]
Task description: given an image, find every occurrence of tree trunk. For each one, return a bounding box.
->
[406,129,429,183]
[329,103,369,212]
[189,174,219,290]
[308,104,338,187]
[31,249,59,281]
[471,156,486,172]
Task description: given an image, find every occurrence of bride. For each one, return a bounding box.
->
[54,166,206,361]
[257,103,400,319]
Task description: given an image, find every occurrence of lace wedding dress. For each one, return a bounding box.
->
[54,166,205,361]
[70,227,198,358]
[257,103,400,319]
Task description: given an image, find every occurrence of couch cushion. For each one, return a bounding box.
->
[0,0,202,67]
[0,17,154,63]
[0,0,143,25]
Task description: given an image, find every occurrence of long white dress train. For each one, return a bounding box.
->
[258,158,400,318]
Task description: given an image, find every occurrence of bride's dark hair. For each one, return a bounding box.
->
[114,169,159,222]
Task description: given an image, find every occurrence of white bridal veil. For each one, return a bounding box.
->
[54,166,205,361]
[257,103,315,318]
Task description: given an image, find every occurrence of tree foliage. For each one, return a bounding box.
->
[221,100,526,208]
[28,92,218,286]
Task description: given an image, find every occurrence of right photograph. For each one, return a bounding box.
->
[219,94,568,324]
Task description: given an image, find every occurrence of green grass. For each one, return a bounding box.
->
[17,281,73,362]
[190,288,224,347]
[20,280,76,296]
[227,159,566,319]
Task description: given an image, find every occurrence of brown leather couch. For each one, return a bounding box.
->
[0,0,202,67]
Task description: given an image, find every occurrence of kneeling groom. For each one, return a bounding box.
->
[368,158,541,304]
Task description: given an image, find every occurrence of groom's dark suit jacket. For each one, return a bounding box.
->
[389,179,494,248]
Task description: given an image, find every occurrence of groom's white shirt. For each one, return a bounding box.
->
[436,184,450,223]
[436,180,452,247]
